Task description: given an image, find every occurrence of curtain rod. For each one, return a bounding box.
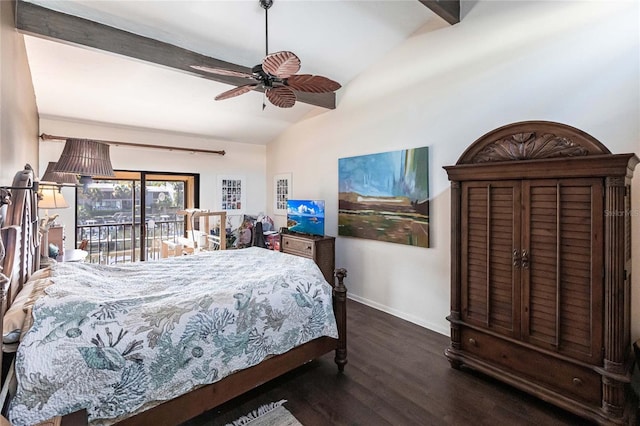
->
[39,133,226,156]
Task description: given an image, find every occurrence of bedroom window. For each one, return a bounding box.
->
[75,171,198,264]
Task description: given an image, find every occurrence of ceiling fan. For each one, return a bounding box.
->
[190,0,341,109]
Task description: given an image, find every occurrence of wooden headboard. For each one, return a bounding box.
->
[0,165,40,311]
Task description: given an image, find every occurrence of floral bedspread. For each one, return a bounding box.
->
[9,247,338,425]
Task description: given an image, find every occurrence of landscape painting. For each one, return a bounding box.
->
[338,147,429,247]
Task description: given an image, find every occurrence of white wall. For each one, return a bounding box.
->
[0,0,39,183]
[39,117,267,250]
[266,1,640,338]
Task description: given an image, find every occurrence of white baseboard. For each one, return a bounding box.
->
[347,294,450,337]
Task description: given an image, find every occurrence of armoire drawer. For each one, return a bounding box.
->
[460,328,601,405]
[281,235,314,258]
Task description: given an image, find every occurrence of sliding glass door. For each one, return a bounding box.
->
[75,171,198,264]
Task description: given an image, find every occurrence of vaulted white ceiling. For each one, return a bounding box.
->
[21,0,454,145]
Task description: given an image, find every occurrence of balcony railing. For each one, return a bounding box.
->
[76,218,185,264]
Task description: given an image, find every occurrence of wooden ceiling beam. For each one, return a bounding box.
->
[418,0,460,25]
[15,1,336,109]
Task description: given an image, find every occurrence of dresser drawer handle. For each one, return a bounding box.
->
[468,338,477,346]
[572,377,583,386]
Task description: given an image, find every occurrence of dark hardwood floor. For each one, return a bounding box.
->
[183,299,593,426]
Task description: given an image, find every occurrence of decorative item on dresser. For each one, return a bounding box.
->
[45,224,65,260]
[280,232,335,284]
[444,121,638,425]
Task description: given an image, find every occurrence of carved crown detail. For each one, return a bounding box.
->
[472,132,589,163]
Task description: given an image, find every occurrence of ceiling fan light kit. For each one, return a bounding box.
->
[191,0,341,109]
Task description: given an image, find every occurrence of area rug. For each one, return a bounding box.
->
[225,400,302,426]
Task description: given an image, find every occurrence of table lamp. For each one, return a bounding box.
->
[38,186,69,258]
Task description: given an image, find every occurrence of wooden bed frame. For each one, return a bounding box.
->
[0,165,348,425]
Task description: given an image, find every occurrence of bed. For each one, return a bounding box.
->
[0,165,348,426]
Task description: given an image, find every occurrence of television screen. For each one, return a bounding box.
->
[287,199,325,236]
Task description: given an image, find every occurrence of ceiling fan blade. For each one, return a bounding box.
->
[191,65,255,79]
[266,86,296,108]
[286,74,342,93]
[262,51,301,78]
[215,84,259,101]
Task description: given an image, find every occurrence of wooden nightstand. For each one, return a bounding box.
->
[280,233,335,284]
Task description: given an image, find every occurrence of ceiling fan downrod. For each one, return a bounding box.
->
[260,0,273,56]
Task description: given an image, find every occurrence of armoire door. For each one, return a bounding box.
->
[461,180,522,338]
[520,178,603,364]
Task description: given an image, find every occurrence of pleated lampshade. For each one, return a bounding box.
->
[40,162,79,186]
[38,187,69,210]
[54,138,115,178]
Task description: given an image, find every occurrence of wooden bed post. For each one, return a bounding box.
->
[333,268,348,372]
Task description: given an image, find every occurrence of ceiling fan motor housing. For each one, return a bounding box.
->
[251,64,269,82]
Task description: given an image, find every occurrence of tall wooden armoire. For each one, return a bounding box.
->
[444,121,638,425]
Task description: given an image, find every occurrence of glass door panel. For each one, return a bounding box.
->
[76,172,196,264]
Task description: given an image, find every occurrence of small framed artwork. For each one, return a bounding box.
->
[217,175,246,213]
[273,173,292,215]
